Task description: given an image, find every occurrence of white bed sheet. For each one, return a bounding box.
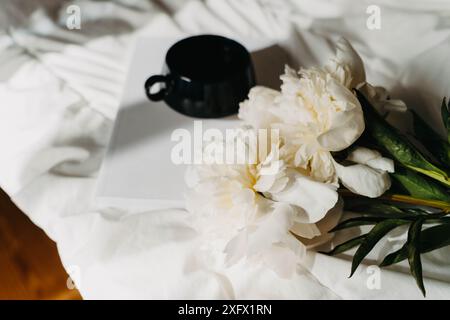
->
[1,0,450,299]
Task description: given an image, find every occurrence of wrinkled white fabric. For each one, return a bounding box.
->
[1,0,450,299]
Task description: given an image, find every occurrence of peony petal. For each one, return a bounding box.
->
[346,147,381,163]
[347,147,394,173]
[366,157,394,173]
[316,80,365,151]
[255,150,289,193]
[224,201,295,265]
[309,150,336,183]
[254,173,277,193]
[232,188,255,206]
[290,222,321,239]
[246,202,294,256]
[383,99,407,112]
[359,83,407,115]
[335,38,366,87]
[294,143,317,168]
[280,65,301,96]
[267,176,289,194]
[270,170,338,223]
[317,115,364,151]
[334,161,391,198]
[238,86,280,130]
[296,197,344,249]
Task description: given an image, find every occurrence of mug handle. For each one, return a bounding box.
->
[144,75,167,101]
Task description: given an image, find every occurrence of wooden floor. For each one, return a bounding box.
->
[0,188,81,300]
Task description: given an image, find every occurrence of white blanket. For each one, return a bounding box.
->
[1,0,450,299]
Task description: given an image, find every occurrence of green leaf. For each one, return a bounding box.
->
[380,245,407,267]
[346,202,405,215]
[391,167,450,202]
[320,235,366,255]
[441,98,450,142]
[350,219,409,277]
[329,217,382,232]
[380,222,450,267]
[346,201,435,219]
[356,90,450,187]
[407,218,426,296]
[412,110,450,168]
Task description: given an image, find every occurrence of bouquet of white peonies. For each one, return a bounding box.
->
[185,38,450,296]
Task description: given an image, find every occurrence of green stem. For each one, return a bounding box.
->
[339,190,450,213]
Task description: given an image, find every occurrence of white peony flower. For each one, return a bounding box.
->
[274,62,365,153]
[327,38,406,115]
[185,128,339,277]
[238,38,394,198]
[325,38,366,89]
[358,82,407,115]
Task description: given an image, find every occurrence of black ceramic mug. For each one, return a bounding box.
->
[144,35,255,118]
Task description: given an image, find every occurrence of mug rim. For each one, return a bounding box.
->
[165,34,252,84]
